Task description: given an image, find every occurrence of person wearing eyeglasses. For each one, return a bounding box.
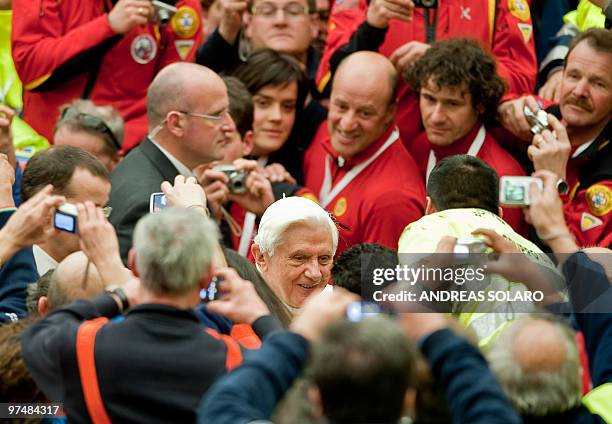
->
[108,62,237,263]
[54,100,124,173]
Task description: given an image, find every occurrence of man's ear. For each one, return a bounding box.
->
[198,264,215,290]
[498,206,504,218]
[165,111,185,137]
[37,296,49,317]
[402,388,417,418]
[251,244,268,272]
[425,196,437,215]
[244,13,253,39]
[309,14,320,41]
[242,130,255,156]
[128,248,139,277]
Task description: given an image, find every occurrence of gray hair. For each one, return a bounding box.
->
[253,197,338,256]
[56,99,124,151]
[486,316,582,416]
[133,208,220,295]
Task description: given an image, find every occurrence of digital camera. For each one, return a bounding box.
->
[453,238,487,255]
[213,165,248,194]
[499,176,544,207]
[524,106,549,135]
[54,203,78,234]
[152,0,177,25]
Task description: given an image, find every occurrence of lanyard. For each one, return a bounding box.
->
[426,124,486,186]
[319,128,399,208]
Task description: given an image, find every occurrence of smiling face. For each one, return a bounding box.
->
[559,41,612,131]
[251,82,298,156]
[254,222,334,308]
[420,80,481,147]
[328,65,395,159]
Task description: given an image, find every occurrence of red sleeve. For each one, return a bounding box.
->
[563,181,612,247]
[155,0,204,70]
[11,0,116,88]
[315,0,368,91]
[492,0,538,95]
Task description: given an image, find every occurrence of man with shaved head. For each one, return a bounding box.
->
[109,62,236,261]
[304,51,424,254]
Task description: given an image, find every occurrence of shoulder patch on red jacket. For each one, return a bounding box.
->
[586,184,612,217]
[581,212,603,232]
[508,0,530,21]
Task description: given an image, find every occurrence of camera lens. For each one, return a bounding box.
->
[157,9,171,25]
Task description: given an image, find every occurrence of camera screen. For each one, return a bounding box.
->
[504,184,525,202]
[151,193,168,213]
[54,212,77,233]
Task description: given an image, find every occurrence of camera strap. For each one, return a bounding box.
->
[319,127,399,208]
[426,124,486,186]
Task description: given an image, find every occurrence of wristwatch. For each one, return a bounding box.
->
[556,178,569,195]
[106,287,129,311]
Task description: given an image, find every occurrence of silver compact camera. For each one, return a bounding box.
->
[524,106,549,135]
[499,176,544,207]
[152,0,177,25]
[213,165,248,194]
[453,238,487,256]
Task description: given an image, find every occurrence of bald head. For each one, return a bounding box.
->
[46,252,106,312]
[487,316,581,416]
[334,52,398,106]
[146,63,224,130]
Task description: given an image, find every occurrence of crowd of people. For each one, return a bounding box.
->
[0,0,611,421]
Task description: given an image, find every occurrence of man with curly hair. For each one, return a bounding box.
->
[405,39,527,235]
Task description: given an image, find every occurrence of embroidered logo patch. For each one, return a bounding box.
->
[517,23,532,43]
[586,184,612,216]
[130,34,157,64]
[171,6,200,38]
[299,192,320,204]
[581,212,603,232]
[174,40,195,60]
[333,197,348,217]
[508,0,530,21]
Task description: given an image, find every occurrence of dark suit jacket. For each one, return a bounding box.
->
[109,138,179,262]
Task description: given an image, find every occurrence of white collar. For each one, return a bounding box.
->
[150,138,195,178]
[571,138,596,159]
[33,245,58,276]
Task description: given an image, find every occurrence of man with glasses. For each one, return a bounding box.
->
[108,62,236,262]
[19,146,111,277]
[54,100,124,172]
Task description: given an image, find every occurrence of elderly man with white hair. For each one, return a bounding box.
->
[252,196,338,312]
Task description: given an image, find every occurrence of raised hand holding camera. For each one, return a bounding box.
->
[527,114,571,180]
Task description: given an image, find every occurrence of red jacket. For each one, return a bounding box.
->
[11,0,203,151]
[317,0,538,146]
[304,123,425,254]
[414,123,528,236]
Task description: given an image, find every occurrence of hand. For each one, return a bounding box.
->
[0,153,15,209]
[290,288,359,342]
[108,0,154,34]
[537,69,563,102]
[366,0,414,28]
[473,227,563,303]
[77,202,132,286]
[218,0,248,44]
[227,159,275,216]
[497,95,541,141]
[205,267,271,325]
[263,163,297,185]
[524,170,577,253]
[0,105,16,169]
[527,114,571,180]
[198,168,230,220]
[161,175,208,214]
[389,41,430,75]
[0,185,65,254]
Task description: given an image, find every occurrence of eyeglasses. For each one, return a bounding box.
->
[60,107,122,151]
[177,110,226,122]
[251,2,309,18]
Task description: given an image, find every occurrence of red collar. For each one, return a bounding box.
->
[429,122,482,160]
[322,125,397,168]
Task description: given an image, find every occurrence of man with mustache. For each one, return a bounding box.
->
[499,28,612,247]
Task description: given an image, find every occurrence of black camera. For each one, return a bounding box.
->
[413,0,437,8]
[213,165,248,194]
